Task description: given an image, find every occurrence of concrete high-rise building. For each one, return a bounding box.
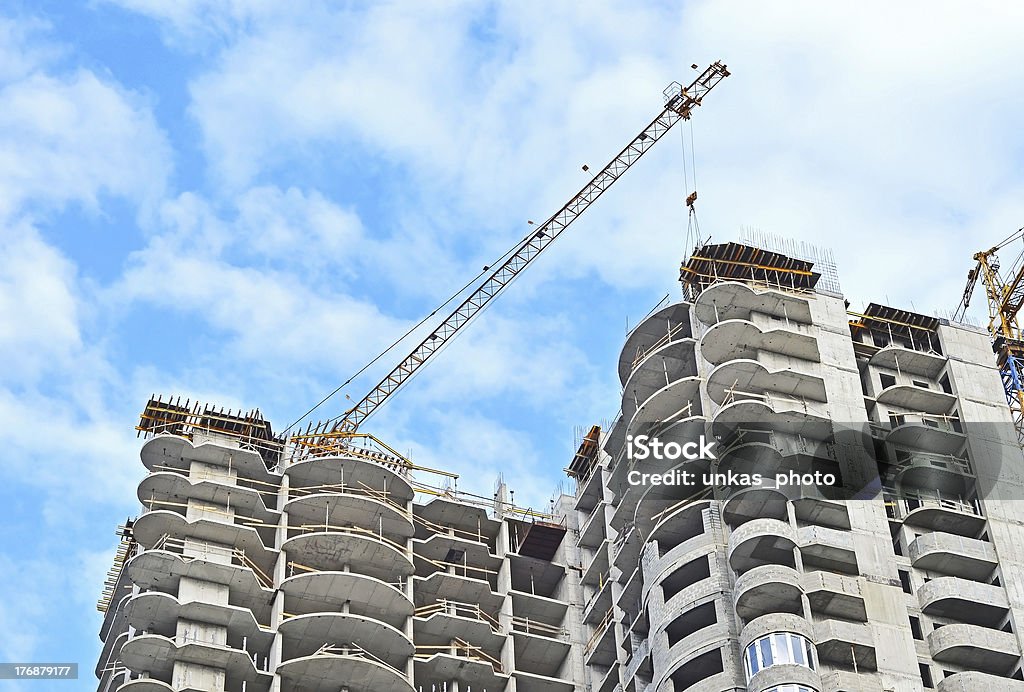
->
[96,237,1024,692]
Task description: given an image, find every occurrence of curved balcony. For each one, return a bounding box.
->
[282,529,414,583]
[277,648,414,692]
[918,576,1009,626]
[125,547,274,620]
[727,518,797,575]
[928,623,1020,672]
[656,640,732,692]
[279,612,412,668]
[622,339,699,417]
[748,664,820,692]
[707,359,826,408]
[938,671,1024,691]
[643,536,720,604]
[643,496,712,554]
[122,591,271,647]
[619,302,694,385]
[285,492,414,540]
[655,573,730,633]
[721,485,791,528]
[118,680,174,692]
[137,471,277,525]
[692,281,812,328]
[890,491,985,536]
[624,376,702,431]
[734,564,803,622]
[885,420,965,455]
[132,510,277,577]
[712,399,832,441]
[699,318,820,366]
[877,383,956,415]
[285,454,414,503]
[140,435,275,483]
[802,571,866,621]
[740,613,813,650]
[908,532,996,581]
[414,653,509,692]
[891,451,972,497]
[870,345,946,378]
[120,633,269,685]
[281,570,412,629]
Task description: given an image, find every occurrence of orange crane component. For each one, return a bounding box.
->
[291,61,731,456]
[956,227,1024,443]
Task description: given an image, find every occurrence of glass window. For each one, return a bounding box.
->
[791,634,806,665]
[760,637,773,668]
[744,632,816,682]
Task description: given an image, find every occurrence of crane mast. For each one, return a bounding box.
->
[292,61,730,457]
[957,228,1024,443]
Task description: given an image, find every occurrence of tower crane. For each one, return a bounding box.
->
[955,227,1024,443]
[289,61,731,459]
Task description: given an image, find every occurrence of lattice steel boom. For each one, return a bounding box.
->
[957,227,1024,444]
[320,61,730,436]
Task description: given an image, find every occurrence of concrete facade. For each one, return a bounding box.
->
[97,239,1024,692]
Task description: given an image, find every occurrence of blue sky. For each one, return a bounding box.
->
[2,1,1024,686]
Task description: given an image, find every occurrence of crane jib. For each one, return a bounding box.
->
[314,61,730,440]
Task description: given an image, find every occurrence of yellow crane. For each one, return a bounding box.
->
[289,61,731,457]
[955,227,1024,442]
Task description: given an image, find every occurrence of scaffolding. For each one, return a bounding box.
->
[679,241,822,301]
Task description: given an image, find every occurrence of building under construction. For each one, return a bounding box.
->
[94,232,1024,692]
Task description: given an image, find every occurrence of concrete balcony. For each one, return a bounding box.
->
[747,663,820,692]
[578,502,608,549]
[574,458,605,513]
[584,613,617,669]
[132,510,278,577]
[876,383,956,415]
[126,544,274,623]
[282,528,414,584]
[918,576,1009,626]
[884,419,966,455]
[122,591,272,650]
[869,345,946,378]
[721,484,790,529]
[279,612,413,669]
[928,623,1020,672]
[278,647,414,692]
[712,398,832,441]
[733,564,803,622]
[281,569,412,629]
[692,280,812,328]
[819,669,881,691]
[798,525,858,574]
[938,671,1024,692]
[886,490,985,537]
[137,470,278,529]
[727,518,797,575]
[624,376,703,434]
[619,302,694,385]
[802,571,866,621]
[141,435,276,483]
[891,451,973,498]
[117,679,174,692]
[414,653,510,692]
[740,612,814,650]
[120,633,271,689]
[707,359,827,407]
[285,491,414,542]
[412,532,502,585]
[699,317,820,366]
[908,532,996,581]
[622,338,698,419]
[814,619,876,671]
[512,670,575,692]
[285,453,414,502]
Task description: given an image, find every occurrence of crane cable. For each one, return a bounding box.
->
[680,116,701,255]
[281,236,525,435]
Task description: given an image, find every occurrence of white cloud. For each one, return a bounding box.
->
[0,69,170,218]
